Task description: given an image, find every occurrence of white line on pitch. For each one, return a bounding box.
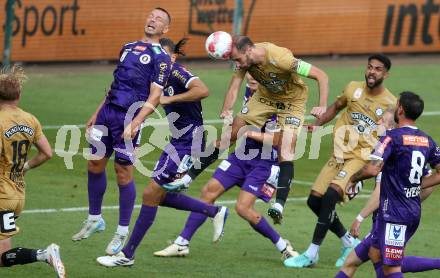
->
[22,194,371,214]
[42,111,440,130]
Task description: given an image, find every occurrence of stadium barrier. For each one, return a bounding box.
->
[1,0,439,62]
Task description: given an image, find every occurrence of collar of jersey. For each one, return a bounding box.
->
[402,125,418,129]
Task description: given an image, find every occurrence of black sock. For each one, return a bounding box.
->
[312,187,341,245]
[1,248,38,267]
[307,194,346,238]
[275,161,293,206]
[188,146,220,179]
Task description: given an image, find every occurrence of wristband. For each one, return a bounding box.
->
[356,214,364,222]
[23,162,30,172]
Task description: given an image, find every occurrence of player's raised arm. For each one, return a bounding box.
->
[160,76,209,105]
[123,83,163,139]
[220,74,244,119]
[290,59,329,118]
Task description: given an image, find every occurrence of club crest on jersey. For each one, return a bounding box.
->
[376,108,384,116]
[139,54,151,65]
[353,88,363,99]
[385,223,406,247]
[4,125,34,139]
[166,86,174,96]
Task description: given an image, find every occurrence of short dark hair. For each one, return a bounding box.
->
[399,91,424,121]
[0,65,27,101]
[154,7,171,24]
[368,54,391,71]
[232,35,254,52]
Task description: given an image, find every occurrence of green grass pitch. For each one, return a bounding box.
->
[2,60,440,277]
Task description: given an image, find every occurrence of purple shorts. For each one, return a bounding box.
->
[212,153,277,203]
[89,103,140,165]
[152,144,190,186]
[355,230,373,262]
[370,217,419,266]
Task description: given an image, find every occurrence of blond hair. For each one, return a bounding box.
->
[0,65,27,101]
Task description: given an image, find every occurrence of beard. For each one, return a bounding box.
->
[365,75,384,89]
[394,109,400,124]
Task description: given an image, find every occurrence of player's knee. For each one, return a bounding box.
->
[235,202,249,219]
[142,184,162,206]
[324,186,343,204]
[307,194,322,215]
[88,159,106,173]
[200,186,216,204]
[114,164,132,185]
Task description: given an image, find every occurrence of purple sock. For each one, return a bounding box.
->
[162,193,219,217]
[122,205,157,259]
[88,171,107,215]
[385,273,403,278]
[402,256,440,273]
[250,217,280,244]
[180,212,208,241]
[334,271,349,278]
[374,262,385,278]
[118,180,136,226]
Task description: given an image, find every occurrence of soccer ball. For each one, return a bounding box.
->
[205,31,232,60]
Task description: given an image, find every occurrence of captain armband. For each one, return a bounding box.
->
[294,59,312,77]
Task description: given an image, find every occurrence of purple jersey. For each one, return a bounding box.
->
[371,126,440,222]
[163,63,203,146]
[243,85,253,105]
[107,41,171,110]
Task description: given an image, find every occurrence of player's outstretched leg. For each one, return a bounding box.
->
[155,178,227,257]
[97,181,229,267]
[236,190,299,261]
[1,242,66,278]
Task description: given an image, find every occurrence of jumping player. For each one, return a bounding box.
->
[165,36,329,225]
[95,38,228,267]
[337,92,440,278]
[0,66,65,277]
[284,55,396,268]
[153,75,299,262]
[71,7,172,255]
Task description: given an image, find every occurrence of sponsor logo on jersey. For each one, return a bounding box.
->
[139,54,151,65]
[385,223,406,247]
[172,69,189,84]
[262,183,275,198]
[403,135,429,147]
[285,116,301,127]
[351,112,378,134]
[385,246,403,260]
[258,98,292,111]
[4,125,34,139]
[158,62,169,83]
[134,45,147,51]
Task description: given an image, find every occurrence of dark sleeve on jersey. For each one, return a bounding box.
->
[428,138,440,168]
[370,134,393,163]
[152,53,172,89]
